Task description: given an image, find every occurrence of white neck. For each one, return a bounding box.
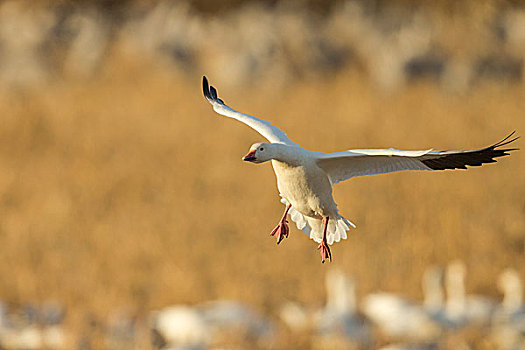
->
[270,143,305,166]
[500,270,523,311]
[422,267,444,311]
[325,269,357,314]
[446,262,466,318]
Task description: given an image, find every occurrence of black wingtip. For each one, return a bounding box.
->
[422,132,519,171]
[202,76,224,105]
[210,86,218,100]
[202,76,210,99]
[493,131,520,148]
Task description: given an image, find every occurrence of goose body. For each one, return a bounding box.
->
[271,148,354,245]
[202,76,518,262]
[271,147,336,219]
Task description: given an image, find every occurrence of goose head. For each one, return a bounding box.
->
[243,142,274,163]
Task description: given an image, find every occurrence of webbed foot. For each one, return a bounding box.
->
[270,220,290,244]
[318,240,332,263]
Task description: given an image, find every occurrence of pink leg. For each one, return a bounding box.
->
[317,217,332,263]
[270,204,291,244]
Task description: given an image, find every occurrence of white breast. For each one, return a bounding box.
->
[272,160,337,219]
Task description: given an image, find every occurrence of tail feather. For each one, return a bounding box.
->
[280,197,355,245]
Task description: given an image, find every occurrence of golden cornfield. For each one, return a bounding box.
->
[0,57,523,347]
[0,1,524,348]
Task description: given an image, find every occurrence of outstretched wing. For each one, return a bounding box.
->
[316,132,519,185]
[202,76,299,146]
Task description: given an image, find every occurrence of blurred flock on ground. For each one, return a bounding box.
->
[0,0,524,349]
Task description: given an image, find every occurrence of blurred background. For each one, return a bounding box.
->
[0,0,524,349]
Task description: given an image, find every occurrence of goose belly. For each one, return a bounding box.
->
[272,160,337,218]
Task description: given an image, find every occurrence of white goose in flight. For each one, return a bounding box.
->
[202,76,518,263]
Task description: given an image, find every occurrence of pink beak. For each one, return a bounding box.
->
[243,150,257,162]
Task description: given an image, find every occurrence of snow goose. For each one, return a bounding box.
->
[279,270,374,347]
[149,306,209,350]
[445,260,497,327]
[278,301,310,333]
[496,268,524,317]
[491,268,525,350]
[202,76,518,262]
[150,301,273,349]
[421,265,455,329]
[315,269,374,348]
[198,300,274,342]
[494,268,525,326]
[361,291,440,341]
[422,266,445,317]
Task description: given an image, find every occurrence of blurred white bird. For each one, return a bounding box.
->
[497,268,524,317]
[150,306,209,350]
[491,268,525,350]
[151,301,273,349]
[198,300,274,341]
[279,269,373,347]
[422,266,445,317]
[445,260,497,327]
[279,301,311,332]
[315,269,374,348]
[203,76,518,262]
[361,292,440,341]
[421,265,460,329]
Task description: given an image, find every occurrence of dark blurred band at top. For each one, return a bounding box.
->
[1,0,525,92]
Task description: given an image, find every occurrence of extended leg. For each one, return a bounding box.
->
[318,217,332,263]
[270,204,291,244]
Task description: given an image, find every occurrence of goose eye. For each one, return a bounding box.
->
[260,147,264,151]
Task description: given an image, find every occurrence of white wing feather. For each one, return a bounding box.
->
[281,196,355,245]
[203,76,299,146]
[316,149,433,185]
[316,133,518,185]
